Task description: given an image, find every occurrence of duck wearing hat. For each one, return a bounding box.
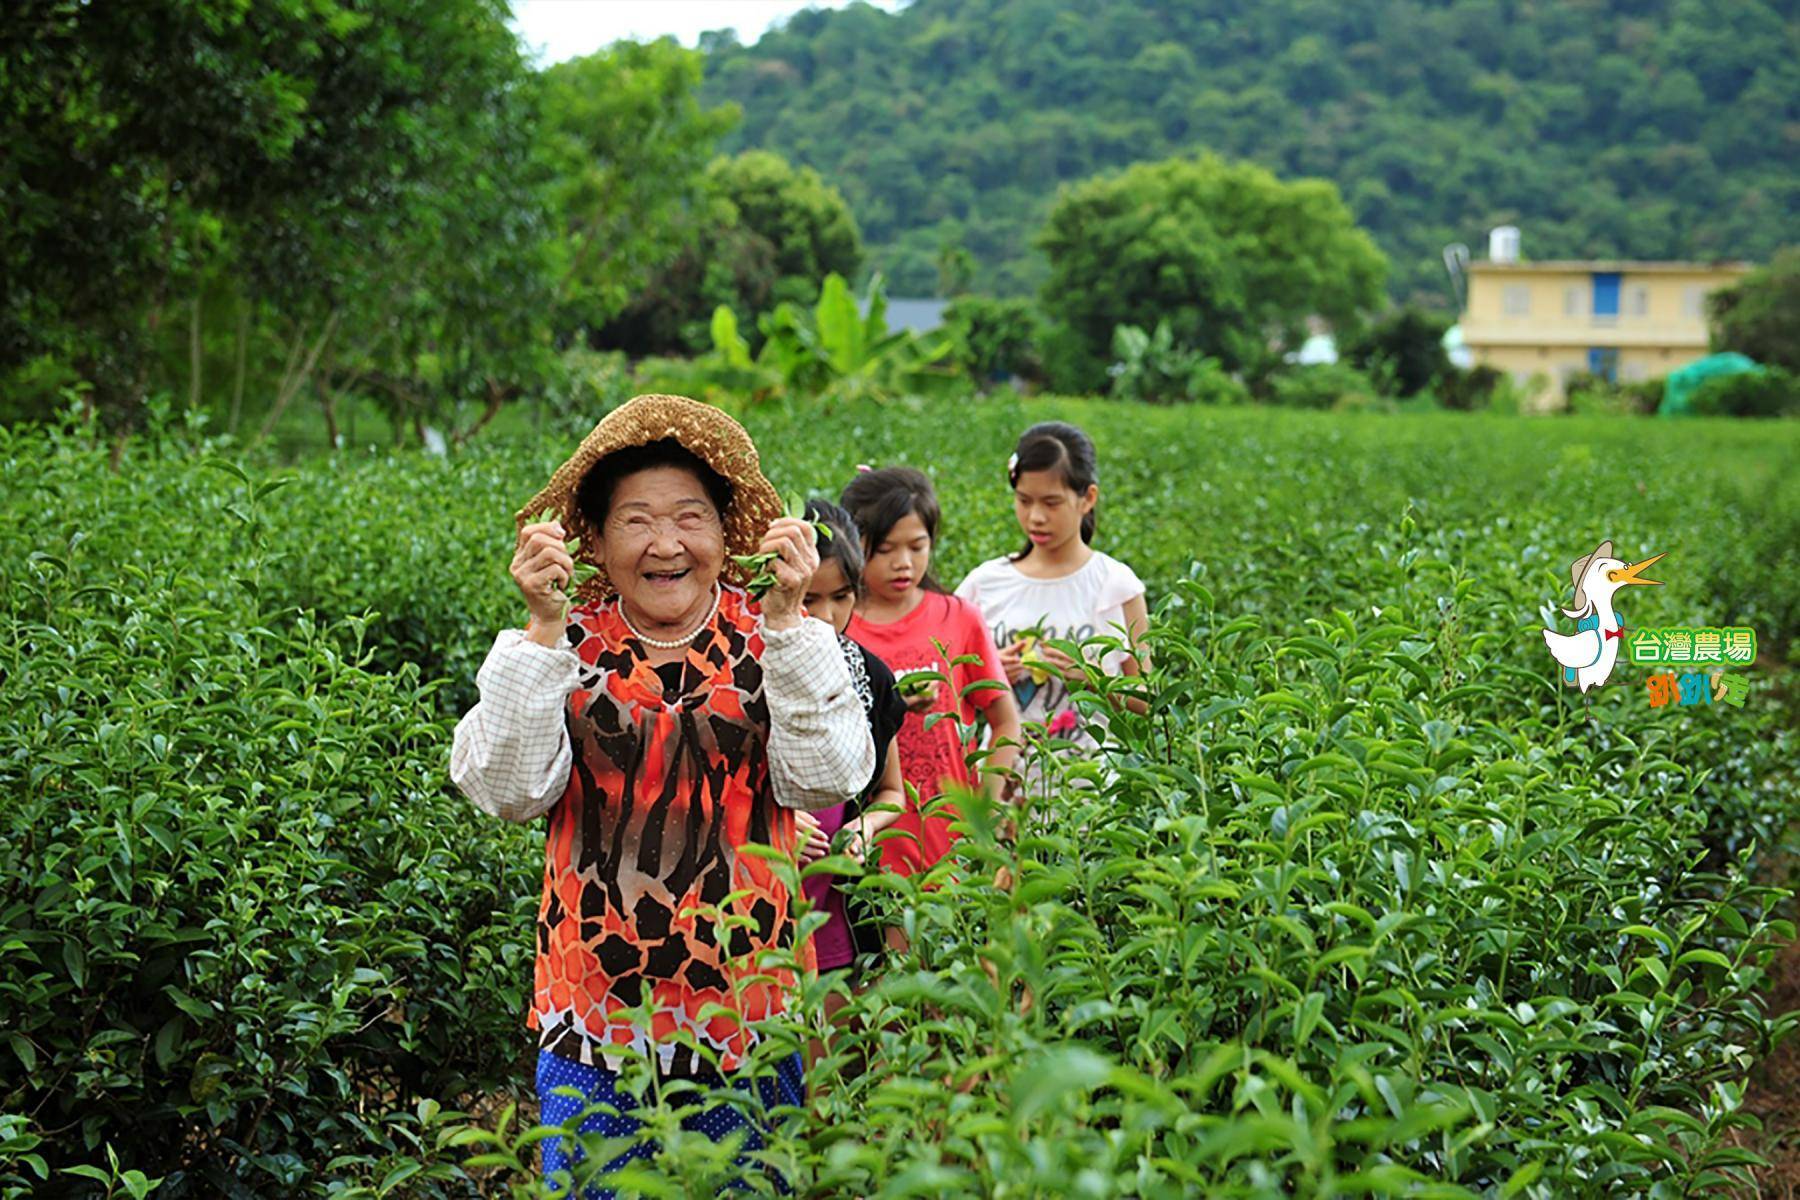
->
[1540,539,1663,693]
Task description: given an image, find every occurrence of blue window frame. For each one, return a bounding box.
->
[1591,272,1621,317]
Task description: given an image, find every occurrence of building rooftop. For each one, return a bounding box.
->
[862,296,949,333]
[1469,259,1753,274]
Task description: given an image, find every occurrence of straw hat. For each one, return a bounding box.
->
[515,394,782,603]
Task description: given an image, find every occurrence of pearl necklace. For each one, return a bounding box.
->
[618,583,720,649]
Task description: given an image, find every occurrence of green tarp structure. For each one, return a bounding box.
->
[1659,352,1760,416]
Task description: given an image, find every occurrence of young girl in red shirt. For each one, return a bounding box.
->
[839,467,1021,876]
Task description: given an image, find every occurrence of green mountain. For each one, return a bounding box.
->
[702,0,1799,305]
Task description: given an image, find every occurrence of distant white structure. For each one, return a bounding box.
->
[1288,333,1338,365]
[1489,225,1521,264]
[1443,324,1473,369]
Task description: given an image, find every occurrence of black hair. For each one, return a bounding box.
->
[575,438,734,528]
[804,498,866,598]
[838,466,947,594]
[1006,421,1098,559]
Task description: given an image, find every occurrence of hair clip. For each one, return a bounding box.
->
[855,463,874,474]
[1006,452,1019,476]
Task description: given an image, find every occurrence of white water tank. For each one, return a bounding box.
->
[1489,225,1521,263]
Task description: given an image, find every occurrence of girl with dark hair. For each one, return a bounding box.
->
[794,499,907,974]
[793,499,909,1074]
[840,467,1021,877]
[955,422,1149,759]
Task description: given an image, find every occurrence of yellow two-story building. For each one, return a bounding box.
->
[1460,255,1751,408]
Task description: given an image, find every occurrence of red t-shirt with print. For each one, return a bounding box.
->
[846,590,1007,876]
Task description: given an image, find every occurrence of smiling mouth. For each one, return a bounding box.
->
[644,568,691,583]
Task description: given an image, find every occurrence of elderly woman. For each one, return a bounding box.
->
[448,395,874,1194]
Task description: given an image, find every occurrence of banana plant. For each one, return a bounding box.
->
[754,272,962,402]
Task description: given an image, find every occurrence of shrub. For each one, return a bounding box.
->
[1689,366,1800,418]
[442,517,1798,1196]
[541,349,635,438]
[1110,321,1247,405]
[0,432,538,1195]
[2,399,1793,1197]
[1265,361,1382,409]
[1341,306,1452,397]
[942,296,1042,386]
[1708,245,1800,374]
[1436,363,1504,411]
[1565,371,1664,416]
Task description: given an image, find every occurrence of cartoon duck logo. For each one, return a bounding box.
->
[1539,539,1664,692]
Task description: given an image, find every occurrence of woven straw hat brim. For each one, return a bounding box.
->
[515,394,782,603]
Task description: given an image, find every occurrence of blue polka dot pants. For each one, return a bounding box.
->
[536,1049,805,1199]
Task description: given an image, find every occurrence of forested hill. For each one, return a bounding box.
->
[701,0,1799,304]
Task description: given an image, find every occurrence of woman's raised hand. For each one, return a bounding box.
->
[512,516,575,640]
[756,516,819,629]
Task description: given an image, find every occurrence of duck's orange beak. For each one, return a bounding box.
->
[1608,552,1664,587]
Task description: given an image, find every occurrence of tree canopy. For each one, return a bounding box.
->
[0,5,785,438]
[1039,155,1387,391]
[1709,247,1800,374]
[599,150,863,355]
[703,0,1800,303]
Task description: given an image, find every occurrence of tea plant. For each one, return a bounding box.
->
[732,494,835,599]
[0,398,1794,1196]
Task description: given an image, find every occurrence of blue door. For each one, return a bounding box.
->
[1592,273,1621,317]
[1588,348,1619,382]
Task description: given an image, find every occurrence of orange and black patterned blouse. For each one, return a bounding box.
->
[531,587,817,1071]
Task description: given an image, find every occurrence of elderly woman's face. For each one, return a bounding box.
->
[602,467,725,627]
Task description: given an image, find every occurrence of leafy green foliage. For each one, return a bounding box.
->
[1110,322,1246,406]
[0,429,538,1194]
[1688,367,1800,419]
[1,397,1794,1194]
[703,0,1799,302]
[1039,156,1387,391]
[535,40,741,334]
[1436,365,1505,413]
[0,15,761,447]
[1342,309,1453,399]
[599,150,864,357]
[0,0,535,433]
[942,296,1043,386]
[1565,372,1667,417]
[682,273,961,405]
[709,152,865,306]
[1709,247,1800,373]
[1265,362,1384,410]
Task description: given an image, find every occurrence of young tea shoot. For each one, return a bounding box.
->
[533,508,599,618]
[733,494,833,599]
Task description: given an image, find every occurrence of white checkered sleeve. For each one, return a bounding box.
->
[449,629,579,823]
[762,617,876,812]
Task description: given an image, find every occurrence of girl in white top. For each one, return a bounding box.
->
[955,421,1149,764]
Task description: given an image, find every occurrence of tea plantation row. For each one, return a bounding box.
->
[1,398,1796,1197]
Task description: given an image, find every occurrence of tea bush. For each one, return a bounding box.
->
[1,399,1795,1196]
[0,433,539,1195]
[1264,363,1383,410]
[1688,368,1800,420]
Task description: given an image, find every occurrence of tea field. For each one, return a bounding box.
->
[2,397,1797,1198]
